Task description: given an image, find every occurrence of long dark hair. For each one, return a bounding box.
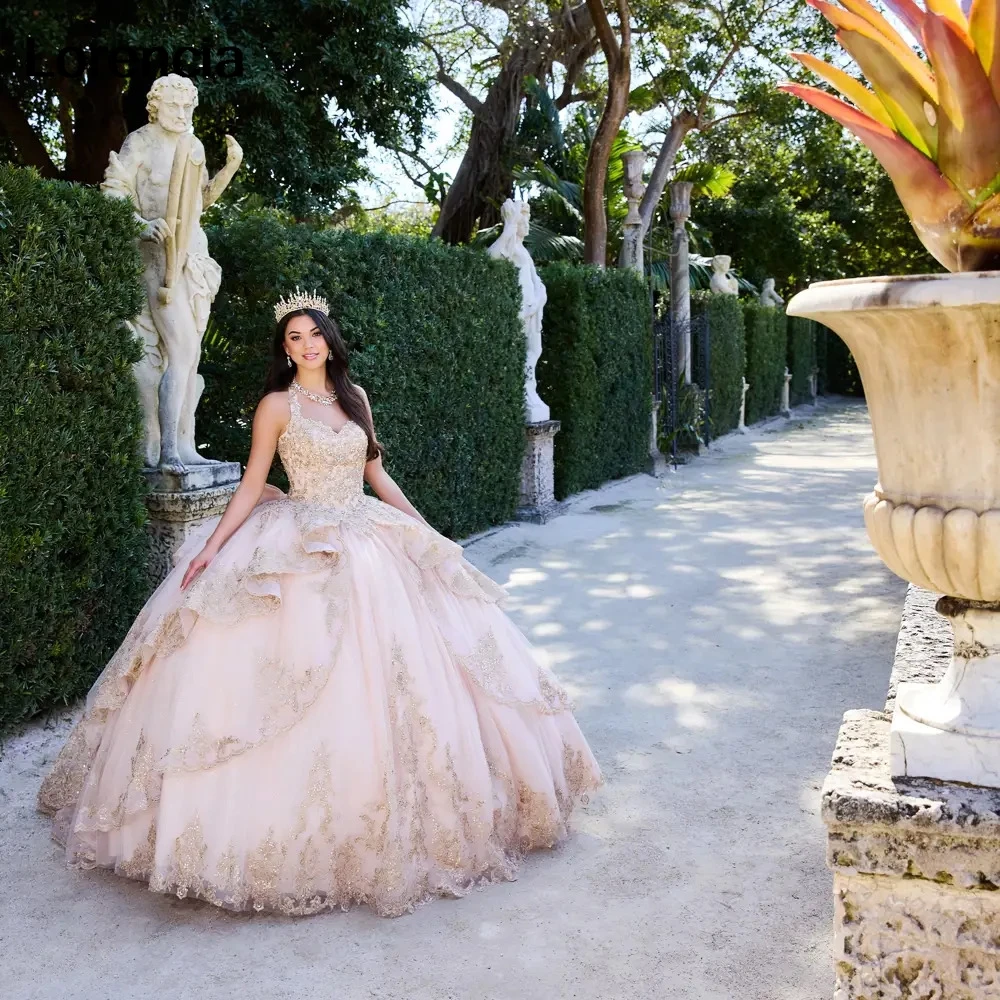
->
[262,308,384,462]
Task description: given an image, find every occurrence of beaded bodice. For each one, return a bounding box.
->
[277,386,368,505]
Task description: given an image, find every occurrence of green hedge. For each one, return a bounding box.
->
[787,316,817,406]
[0,165,148,729]
[815,319,829,394]
[201,213,526,538]
[821,326,864,396]
[537,263,651,499]
[535,265,600,496]
[585,268,654,485]
[692,291,746,437]
[742,302,788,424]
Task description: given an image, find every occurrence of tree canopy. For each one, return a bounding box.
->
[687,93,939,291]
[0,0,430,215]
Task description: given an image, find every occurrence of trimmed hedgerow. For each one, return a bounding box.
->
[535,264,600,498]
[536,263,651,499]
[742,301,788,424]
[691,290,746,437]
[787,316,817,405]
[815,320,829,394]
[0,164,148,729]
[584,267,653,485]
[821,325,864,396]
[202,212,526,539]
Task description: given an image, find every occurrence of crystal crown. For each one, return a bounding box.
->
[273,286,330,323]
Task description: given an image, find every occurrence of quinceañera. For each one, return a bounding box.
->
[38,288,603,917]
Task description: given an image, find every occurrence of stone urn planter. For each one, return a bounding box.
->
[788,271,1000,787]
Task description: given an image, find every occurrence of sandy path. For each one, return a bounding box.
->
[0,400,903,1000]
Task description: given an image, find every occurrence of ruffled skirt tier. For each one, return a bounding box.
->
[38,495,602,917]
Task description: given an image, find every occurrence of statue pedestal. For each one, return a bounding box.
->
[142,462,242,585]
[822,585,1000,998]
[516,420,563,523]
[648,397,669,475]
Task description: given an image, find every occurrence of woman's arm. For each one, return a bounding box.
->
[358,387,433,529]
[180,393,287,588]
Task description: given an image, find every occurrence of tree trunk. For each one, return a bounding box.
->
[638,111,698,236]
[0,82,60,178]
[70,73,127,185]
[430,3,596,245]
[582,0,631,267]
[431,54,533,244]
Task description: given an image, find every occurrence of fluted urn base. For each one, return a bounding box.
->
[891,599,1000,787]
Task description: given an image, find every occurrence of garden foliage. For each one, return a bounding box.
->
[691,291,746,437]
[537,263,652,499]
[203,213,527,539]
[0,165,148,729]
[742,302,788,424]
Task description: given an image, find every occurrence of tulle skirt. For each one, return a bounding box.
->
[37,493,603,917]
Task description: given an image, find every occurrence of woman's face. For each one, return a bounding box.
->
[284,314,330,371]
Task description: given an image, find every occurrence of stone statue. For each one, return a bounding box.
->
[781,366,793,417]
[488,199,550,422]
[738,377,749,433]
[759,278,785,308]
[102,73,243,471]
[709,255,739,296]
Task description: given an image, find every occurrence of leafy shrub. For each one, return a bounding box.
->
[821,326,865,396]
[788,316,817,405]
[742,302,788,423]
[0,165,148,728]
[202,213,526,538]
[537,263,651,498]
[692,291,746,436]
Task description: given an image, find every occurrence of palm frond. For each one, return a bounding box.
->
[473,221,584,263]
[522,76,566,160]
[673,163,738,199]
[648,255,759,295]
[513,162,583,217]
[525,222,584,262]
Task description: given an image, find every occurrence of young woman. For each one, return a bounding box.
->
[38,289,602,917]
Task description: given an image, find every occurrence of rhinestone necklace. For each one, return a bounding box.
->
[291,378,338,405]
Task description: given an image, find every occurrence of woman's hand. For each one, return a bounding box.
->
[181,543,218,591]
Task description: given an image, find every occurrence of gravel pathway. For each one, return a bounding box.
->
[0,400,904,1000]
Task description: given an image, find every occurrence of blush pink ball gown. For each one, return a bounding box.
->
[37,385,603,917]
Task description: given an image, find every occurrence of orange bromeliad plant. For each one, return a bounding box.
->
[780,0,1000,271]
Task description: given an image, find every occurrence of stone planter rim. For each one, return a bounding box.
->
[787,270,1000,318]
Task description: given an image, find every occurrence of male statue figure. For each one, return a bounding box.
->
[102,73,243,471]
[488,199,550,422]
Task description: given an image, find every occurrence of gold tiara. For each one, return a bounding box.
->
[273,286,329,323]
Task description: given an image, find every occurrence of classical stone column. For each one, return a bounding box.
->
[824,586,1000,999]
[669,182,693,384]
[620,149,646,274]
[143,467,241,585]
[620,150,666,475]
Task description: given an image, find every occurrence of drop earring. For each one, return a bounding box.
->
[286,354,292,367]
